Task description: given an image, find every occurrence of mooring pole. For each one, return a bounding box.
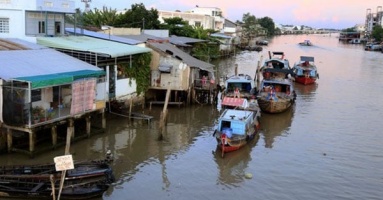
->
[158,87,171,140]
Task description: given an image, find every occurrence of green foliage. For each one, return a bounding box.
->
[371,25,383,42]
[159,17,194,37]
[74,7,120,28]
[115,3,160,29]
[119,53,152,95]
[342,27,356,32]
[242,13,258,38]
[258,17,275,35]
[191,43,220,62]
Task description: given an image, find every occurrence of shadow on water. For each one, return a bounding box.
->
[259,107,295,148]
[212,134,260,187]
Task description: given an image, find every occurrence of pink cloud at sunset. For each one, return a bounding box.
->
[83,0,383,29]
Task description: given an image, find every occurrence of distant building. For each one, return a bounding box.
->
[0,0,75,42]
[365,6,383,34]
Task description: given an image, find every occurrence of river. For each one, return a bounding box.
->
[1,34,383,200]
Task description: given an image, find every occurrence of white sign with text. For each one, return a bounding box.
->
[54,155,74,171]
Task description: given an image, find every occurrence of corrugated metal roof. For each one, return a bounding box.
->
[65,28,143,45]
[167,35,207,44]
[149,42,214,73]
[210,33,232,39]
[116,33,163,43]
[37,36,151,58]
[0,47,103,81]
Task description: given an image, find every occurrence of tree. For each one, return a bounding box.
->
[371,25,383,42]
[159,17,194,37]
[115,3,160,29]
[81,7,119,28]
[242,13,257,40]
[258,17,275,36]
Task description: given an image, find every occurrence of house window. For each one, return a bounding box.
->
[31,89,42,102]
[195,21,201,27]
[0,18,9,33]
[38,21,45,34]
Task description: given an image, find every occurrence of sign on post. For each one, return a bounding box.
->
[54,155,74,171]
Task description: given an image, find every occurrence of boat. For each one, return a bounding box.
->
[223,74,256,99]
[213,108,260,157]
[0,160,115,199]
[256,40,268,46]
[0,176,110,200]
[299,40,313,46]
[220,97,260,113]
[292,56,319,85]
[260,51,292,79]
[257,69,296,114]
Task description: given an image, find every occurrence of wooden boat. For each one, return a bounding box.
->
[260,51,292,79]
[257,77,296,113]
[292,56,319,85]
[0,160,115,183]
[0,160,114,199]
[299,40,313,46]
[220,96,261,114]
[224,74,256,99]
[0,176,110,199]
[213,108,260,157]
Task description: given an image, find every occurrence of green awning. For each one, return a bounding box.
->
[15,70,105,89]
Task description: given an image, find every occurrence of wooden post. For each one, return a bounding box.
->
[51,126,57,147]
[86,116,91,137]
[102,111,106,129]
[65,119,74,154]
[7,128,12,153]
[129,98,133,117]
[58,118,74,200]
[29,131,35,153]
[257,55,263,91]
[158,88,171,140]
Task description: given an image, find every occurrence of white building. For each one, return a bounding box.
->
[0,0,75,42]
[158,6,226,31]
[188,6,225,31]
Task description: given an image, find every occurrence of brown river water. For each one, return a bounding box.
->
[1,34,383,200]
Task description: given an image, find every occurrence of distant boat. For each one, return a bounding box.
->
[214,108,260,157]
[256,40,269,46]
[292,56,319,85]
[299,40,313,46]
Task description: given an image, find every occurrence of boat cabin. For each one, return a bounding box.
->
[224,74,255,97]
[217,109,255,138]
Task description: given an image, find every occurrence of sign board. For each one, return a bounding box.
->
[54,155,74,171]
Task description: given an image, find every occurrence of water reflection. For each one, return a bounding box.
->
[259,108,294,148]
[212,134,260,187]
[294,82,318,100]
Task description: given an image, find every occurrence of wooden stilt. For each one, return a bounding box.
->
[86,116,91,137]
[7,128,12,153]
[29,130,35,153]
[256,55,263,90]
[158,88,171,140]
[102,111,106,129]
[51,126,57,147]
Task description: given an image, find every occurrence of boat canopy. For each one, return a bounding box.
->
[300,56,314,62]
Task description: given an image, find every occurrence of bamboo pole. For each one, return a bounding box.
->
[57,119,74,200]
[257,55,263,91]
[158,88,171,140]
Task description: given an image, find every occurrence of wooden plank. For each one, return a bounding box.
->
[30,182,45,192]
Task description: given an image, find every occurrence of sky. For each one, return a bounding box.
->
[77,0,383,29]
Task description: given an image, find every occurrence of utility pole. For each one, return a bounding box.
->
[81,0,91,13]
